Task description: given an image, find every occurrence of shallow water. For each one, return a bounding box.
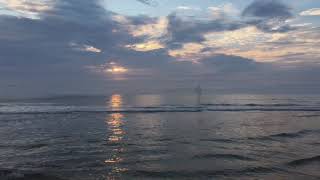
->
[0,94,320,179]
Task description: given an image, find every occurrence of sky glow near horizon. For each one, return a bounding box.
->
[1,0,320,96]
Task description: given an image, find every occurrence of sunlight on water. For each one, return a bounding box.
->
[107,113,124,142]
[105,94,128,178]
[109,94,122,109]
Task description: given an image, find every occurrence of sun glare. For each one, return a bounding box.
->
[106,66,128,73]
[105,62,128,74]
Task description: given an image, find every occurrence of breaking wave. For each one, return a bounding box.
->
[287,155,320,166]
[202,129,320,142]
[0,103,320,114]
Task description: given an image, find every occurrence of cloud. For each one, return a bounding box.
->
[166,13,244,45]
[166,19,320,64]
[125,40,164,52]
[168,43,206,61]
[1,0,320,97]
[242,0,295,33]
[135,0,158,6]
[87,62,129,77]
[112,15,168,52]
[246,19,296,33]
[161,0,296,50]
[112,15,130,24]
[165,0,294,47]
[215,27,320,63]
[70,43,102,53]
[176,6,200,11]
[0,0,177,96]
[111,15,168,41]
[0,0,176,85]
[300,8,320,16]
[242,0,292,19]
[208,3,239,19]
[177,6,192,10]
[166,25,287,62]
[203,26,268,47]
[0,0,122,68]
[112,1,317,65]
[129,17,168,38]
[0,0,54,19]
[84,46,102,53]
[201,54,260,73]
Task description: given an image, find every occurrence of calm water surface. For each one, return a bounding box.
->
[0,93,320,179]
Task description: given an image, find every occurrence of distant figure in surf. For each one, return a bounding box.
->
[195,84,202,106]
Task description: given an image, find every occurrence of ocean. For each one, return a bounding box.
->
[0,93,320,179]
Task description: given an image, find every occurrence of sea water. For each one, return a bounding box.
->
[0,93,320,179]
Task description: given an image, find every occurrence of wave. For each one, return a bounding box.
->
[297,114,320,118]
[201,103,234,106]
[287,155,320,166]
[126,166,279,178]
[245,103,300,107]
[207,108,320,112]
[199,138,235,143]
[0,109,202,115]
[270,130,314,138]
[203,103,302,107]
[192,153,254,161]
[128,149,169,156]
[0,143,48,150]
[248,129,320,141]
[0,102,320,114]
[1,107,320,115]
[0,169,66,180]
[198,130,320,145]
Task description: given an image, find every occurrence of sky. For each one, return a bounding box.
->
[0,0,320,98]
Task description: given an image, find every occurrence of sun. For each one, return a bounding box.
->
[106,66,128,73]
[105,62,128,74]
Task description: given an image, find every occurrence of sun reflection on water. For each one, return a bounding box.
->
[107,113,124,142]
[109,94,122,109]
[105,94,128,178]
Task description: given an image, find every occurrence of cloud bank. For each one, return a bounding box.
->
[0,0,319,97]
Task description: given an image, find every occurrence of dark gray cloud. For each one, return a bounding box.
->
[45,0,110,24]
[0,0,131,67]
[0,0,194,97]
[0,0,130,96]
[201,54,260,73]
[164,0,295,47]
[126,15,157,26]
[135,0,158,6]
[165,13,244,47]
[246,19,296,33]
[242,0,295,33]
[242,0,292,19]
[163,0,296,47]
